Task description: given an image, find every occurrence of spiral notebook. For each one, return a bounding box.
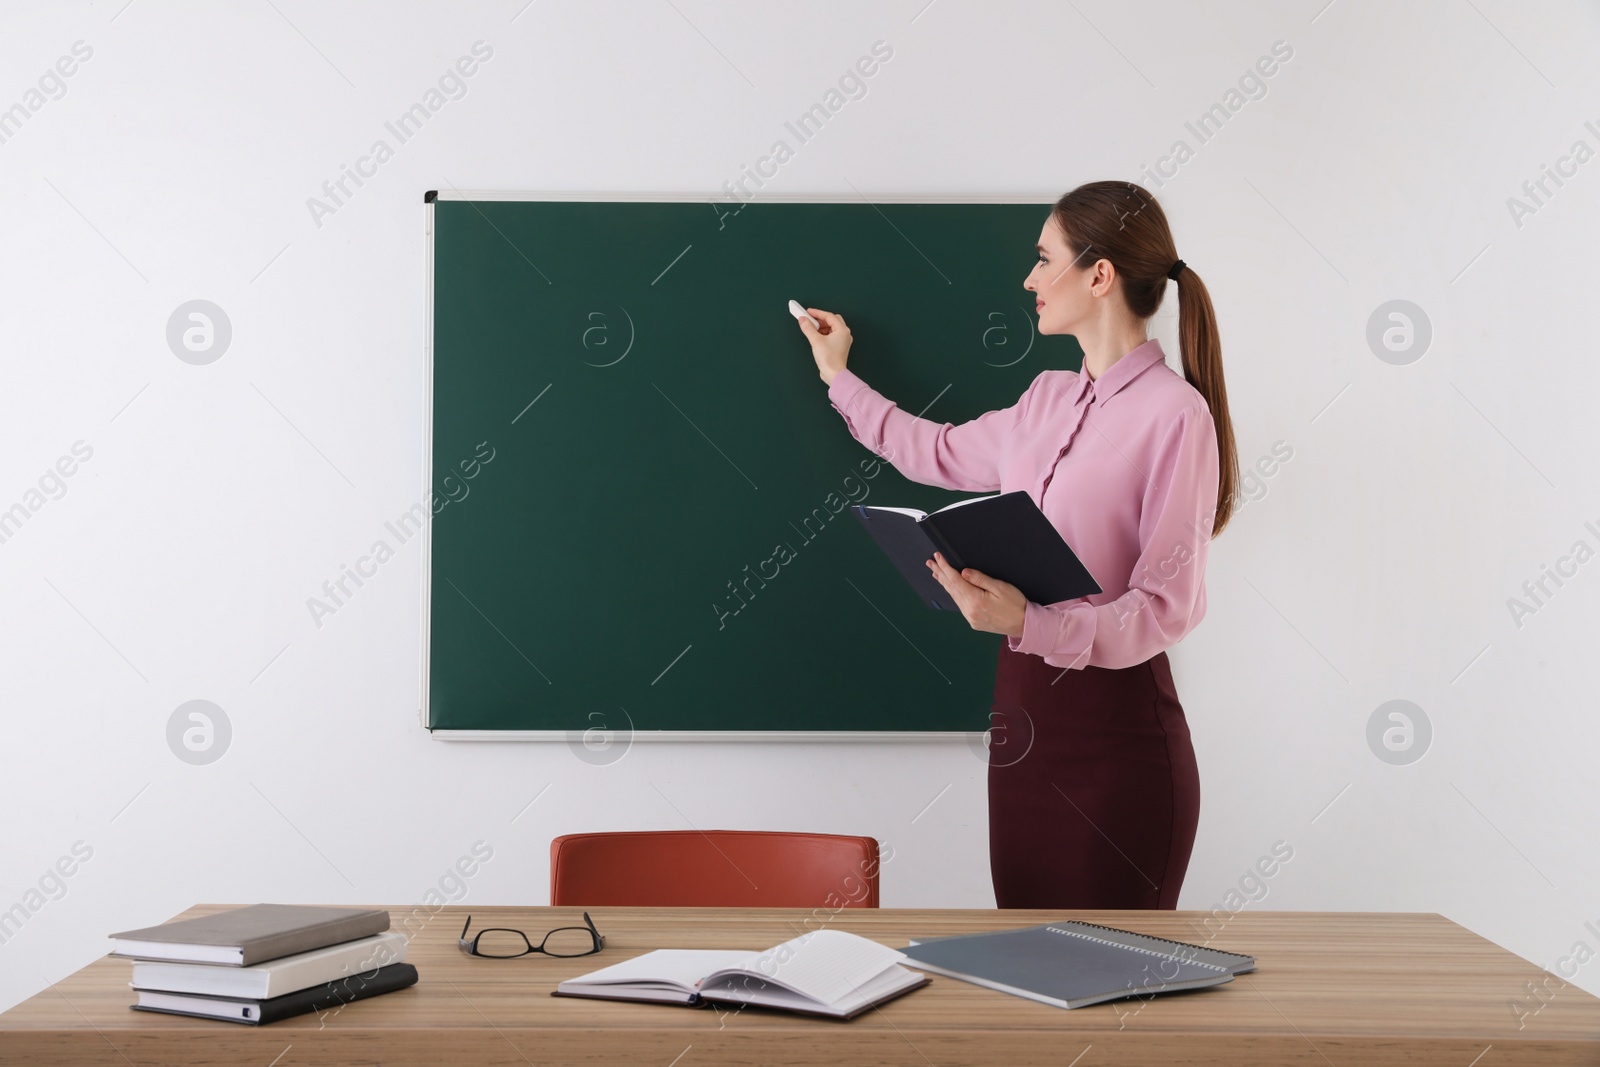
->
[900,921,1254,1010]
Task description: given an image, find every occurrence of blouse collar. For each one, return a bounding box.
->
[1074,338,1168,405]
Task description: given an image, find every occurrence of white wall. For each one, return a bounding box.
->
[3,0,1599,1013]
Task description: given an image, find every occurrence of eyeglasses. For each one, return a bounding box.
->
[458,913,605,959]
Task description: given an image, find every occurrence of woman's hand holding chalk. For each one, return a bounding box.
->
[792,302,852,386]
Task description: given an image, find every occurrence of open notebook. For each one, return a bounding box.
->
[851,490,1100,611]
[552,929,929,1020]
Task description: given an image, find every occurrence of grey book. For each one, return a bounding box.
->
[110,905,391,967]
[900,921,1246,1010]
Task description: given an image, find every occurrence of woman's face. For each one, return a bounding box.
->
[1023,215,1092,335]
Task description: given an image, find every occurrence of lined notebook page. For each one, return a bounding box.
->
[719,930,905,1004]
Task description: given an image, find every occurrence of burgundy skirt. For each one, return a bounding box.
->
[986,641,1200,909]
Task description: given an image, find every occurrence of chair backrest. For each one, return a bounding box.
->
[549,830,880,908]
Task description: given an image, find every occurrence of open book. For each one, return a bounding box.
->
[851,490,1100,611]
[552,929,929,1019]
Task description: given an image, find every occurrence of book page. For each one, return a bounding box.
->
[932,493,1002,515]
[562,949,753,992]
[703,929,905,1005]
[702,962,923,1016]
[863,506,930,521]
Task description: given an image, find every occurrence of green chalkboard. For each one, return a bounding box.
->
[424,193,1083,734]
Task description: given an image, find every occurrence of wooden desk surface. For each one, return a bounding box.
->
[1,904,1596,1066]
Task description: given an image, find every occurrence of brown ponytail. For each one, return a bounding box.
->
[1051,181,1239,538]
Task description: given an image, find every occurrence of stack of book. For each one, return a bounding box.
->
[108,904,417,1025]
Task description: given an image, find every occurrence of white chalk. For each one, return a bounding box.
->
[788,300,821,330]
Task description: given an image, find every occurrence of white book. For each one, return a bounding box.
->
[553,929,929,1020]
[129,931,408,999]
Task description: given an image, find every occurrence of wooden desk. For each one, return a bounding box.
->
[2,905,1596,1065]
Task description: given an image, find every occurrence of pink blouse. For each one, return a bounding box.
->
[827,338,1220,671]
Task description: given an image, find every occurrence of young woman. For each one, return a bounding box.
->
[799,181,1238,909]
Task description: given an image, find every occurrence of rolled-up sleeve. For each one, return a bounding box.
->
[1007,403,1220,670]
[827,367,1039,492]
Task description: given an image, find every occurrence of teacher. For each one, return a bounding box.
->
[798,181,1238,909]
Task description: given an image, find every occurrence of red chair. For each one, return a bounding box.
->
[550,830,881,908]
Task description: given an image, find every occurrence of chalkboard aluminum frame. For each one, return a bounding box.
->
[422,189,1055,741]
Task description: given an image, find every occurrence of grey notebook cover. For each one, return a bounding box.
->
[899,923,1237,1010]
[910,921,1254,976]
[111,905,390,967]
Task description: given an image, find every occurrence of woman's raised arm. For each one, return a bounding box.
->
[826,367,1041,492]
[799,306,1040,492]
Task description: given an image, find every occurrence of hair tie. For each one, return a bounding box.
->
[1166,259,1186,281]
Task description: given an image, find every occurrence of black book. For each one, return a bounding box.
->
[131,962,418,1025]
[851,491,1100,611]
